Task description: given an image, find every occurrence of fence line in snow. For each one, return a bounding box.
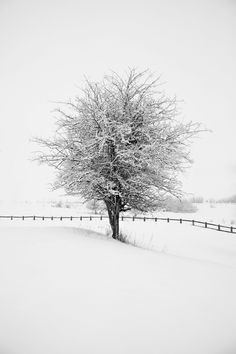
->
[0,215,235,234]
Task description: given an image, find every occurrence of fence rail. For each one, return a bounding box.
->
[0,215,235,234]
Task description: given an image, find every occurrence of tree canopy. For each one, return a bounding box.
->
[35,69,201,239]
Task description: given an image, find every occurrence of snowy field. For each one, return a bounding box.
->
[0,201,236,354]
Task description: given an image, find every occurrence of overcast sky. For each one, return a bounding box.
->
[0,0,235,201]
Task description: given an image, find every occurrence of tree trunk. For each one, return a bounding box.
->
[105,196,120,240]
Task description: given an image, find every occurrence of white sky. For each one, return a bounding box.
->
[0,0,235,201]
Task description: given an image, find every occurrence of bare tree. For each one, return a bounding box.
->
[34,69,201,239]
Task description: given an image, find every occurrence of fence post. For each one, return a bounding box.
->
[231,226,233,233]
[100,216,102,221]
[218,224,221,231]
[155,218,157,222]
[80,216,82,221]
[180,219,182,224]
[192,220,194,226]
[205,222,207,228]
[60,216,62,221]
[33,216,35,221]
[143,217,146,222]
[51,216,53,220]
[133,216,135,221]
[70,216,72,221]
[90,216,92,221]
[42,216,44,221]
[22,216,24,221]
[167,218,169,223]
[11,216,13,220]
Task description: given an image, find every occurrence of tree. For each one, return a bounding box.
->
[34,69,201,240]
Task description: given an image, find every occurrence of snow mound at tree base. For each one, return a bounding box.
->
[0,225,236,354]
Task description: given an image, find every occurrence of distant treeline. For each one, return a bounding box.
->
[208,195,236,203]
[188,195,236,204]
[158,194,236,214]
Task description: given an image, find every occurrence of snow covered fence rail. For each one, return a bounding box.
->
[0,215,235,234]
[121,216,236,234]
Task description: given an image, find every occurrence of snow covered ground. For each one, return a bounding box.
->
[0,216,236,354]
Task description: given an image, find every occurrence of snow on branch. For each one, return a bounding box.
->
[34,68,204,219]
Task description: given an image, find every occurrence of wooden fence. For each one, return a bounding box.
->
[0,215,235,234]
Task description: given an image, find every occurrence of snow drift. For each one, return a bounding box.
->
[0,223,236,354]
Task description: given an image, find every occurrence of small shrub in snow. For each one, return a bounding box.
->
[117,231,132,244]
[117,230,154,250]
[52,201,63,208]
